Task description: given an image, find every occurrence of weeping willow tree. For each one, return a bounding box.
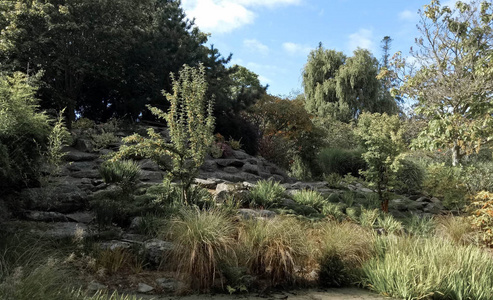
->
[302,44,398,123]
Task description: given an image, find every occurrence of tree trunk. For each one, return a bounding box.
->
[451,143,461,166]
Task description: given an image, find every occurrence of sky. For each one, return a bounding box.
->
[181,0,460,97]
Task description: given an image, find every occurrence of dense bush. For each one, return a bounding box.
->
[316,147,366,177]
[423,163,467,210]
[394,158,424,194]
[0,73,53,190]
[468,191,493,247]
[215,112,259,155]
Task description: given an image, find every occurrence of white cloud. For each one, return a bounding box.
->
[258,75,272,85]
[243,39,269,55]
[282,42,312,56]
[348,28,374,53]
[399,10,417,21]
[182,0,301,34]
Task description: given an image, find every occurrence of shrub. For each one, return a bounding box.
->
[112,64,214,204]
[291,190,326,212]
[316,221,374,287]
[239,217,311,286]
[165,207,237,291]
[404,215,435,237]
[321,202,347,221]
[316,148,365,177]
[423,163,467,210]
[468,191,493,246]
[394,158,424,194]
[377,214,403,235]
[227,137,242,150]
[361,236,493,300]
[215,111,259,156]
[249,180,286,208]
[359,209,380,229]
[0,72,52,190]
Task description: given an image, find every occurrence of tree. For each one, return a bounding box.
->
[302,44,398,122]
[356,112,405,212]
[229,64,268,112]
[0,0,214,125]
[112,64,214,204]
[401,0,493,166]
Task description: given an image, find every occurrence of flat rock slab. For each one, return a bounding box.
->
[136,288,390,299]
[33,222,89,239]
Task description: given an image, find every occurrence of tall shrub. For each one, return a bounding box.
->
[113,64,215,204]
[0,72,51,190]
[356,112,405,212]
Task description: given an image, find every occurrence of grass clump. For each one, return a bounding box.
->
[361,236,493,300]
[316,221,374,287]
[99,160,141,195]
[291,189,326,212]
[165,207,237,291]
[249,180,286,208]
[435,215,474,245]
[239,217,311,286]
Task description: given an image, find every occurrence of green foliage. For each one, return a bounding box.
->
[303,45,398,123]
[239,217,310,286]
[227,136,243,150]
[377,214,403,235]
[321,202,347,221]
[317,148,366,177]
[0,72,52,189]
[252,94,322,171]
[229,64,267,112]
[356,112,405,211]
[45,109,70,175]
[289,155,313,181]
[291,190,327,212]
[361,236,493,300]
[393,158,424,194]
[398,1,493,166]
[165,207,237,291]
[99,160,141,194]
[435,215,474,245]
[404,215,435,237]
[113,64,214,204]
[359,209,380,229]
[248,180,286,208]
[0,0,218,123]
[423,163,467,210]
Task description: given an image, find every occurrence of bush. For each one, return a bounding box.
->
[215,111,259,156]
[423,163,467,210]
[239,217,311,286]
[361,236,493,300]
[316,221,374,287]
[394,158,424,194]
[165,207,237,291]
[317,148,366,177]
[249,180,286,208]
[468,191,493,246]
[0,73,52,190]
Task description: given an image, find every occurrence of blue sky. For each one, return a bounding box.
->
[181,0,458,97]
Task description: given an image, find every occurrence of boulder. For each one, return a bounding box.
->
[156,278,184,293]
[35,222,89,239]
[215,159,245,168]
[24,211,72,222]
[98,240,132,251]
[139,159,160,171]
[74,138,93,153]
[143,239,174,266]
[232,150,249,160]
[138,283,154,293]
[200,160,218,172]
[64,148,99,162]
[223,166,240,174]
[194,178,218,189]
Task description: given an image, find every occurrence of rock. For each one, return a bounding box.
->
[65,212,94,224]
[238,209,276,220]
[417,196,432,203]
[156,278,183,292]
[87,281,107,291]
[242,163,259,175]
[122,233,148,242]
[200,160,218,172]
[138,283,154,293]
[35,222,88,239]
[223,166,240,174]
[194,178,217,189]
[216,183,239,193]
[139,159,160,171]
[70,170,101,179]
[423,203,442,214]
[358,187,374,193]
[232,150,249,160]
[75,138,93,152]
[98,240,132,251]
[66,161,98,172]
[143,239,174,265]
[282,198,296,206]
[130,217,143,230]
[140,171,163,182]
[20,183,88,213]
[65,148,99,162]
[215,159,245,168]
[24,211,72,222]
[242,181,256,189]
